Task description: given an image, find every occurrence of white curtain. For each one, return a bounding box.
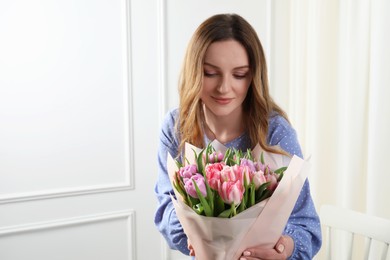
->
[271,0,390,219]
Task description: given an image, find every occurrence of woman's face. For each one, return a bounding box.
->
[201,40,252,118]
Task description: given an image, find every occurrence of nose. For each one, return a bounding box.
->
[217,75,230,93]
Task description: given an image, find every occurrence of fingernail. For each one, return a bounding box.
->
[277,244,285,253]
[243,251,251,256]
[240,258,247,260]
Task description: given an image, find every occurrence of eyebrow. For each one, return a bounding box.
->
[203,62,250,70]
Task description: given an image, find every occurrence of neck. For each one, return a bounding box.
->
[202,107,245,144]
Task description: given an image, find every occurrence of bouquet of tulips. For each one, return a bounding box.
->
[172,143,286,218]
[167,140,310,260]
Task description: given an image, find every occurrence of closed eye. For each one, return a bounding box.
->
[233,74,247,79]
[204,71,218,77]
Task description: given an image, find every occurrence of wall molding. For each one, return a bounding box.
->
[158,2,171,259]
[0,209,134,236]
[0,209,136,259]
[0,0,135,205]
[158,0,168,125]
[123,0,135,193]
[0,183,132,204]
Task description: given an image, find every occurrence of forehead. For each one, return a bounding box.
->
[204,40,249,67]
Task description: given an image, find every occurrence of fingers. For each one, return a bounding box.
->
[187,239,195,256]
[240,248,280,260]
[275,236,286,254]
[276,243,285,254]
[240,235,293,260]
[276,235,294,257]
[239,250,257,260]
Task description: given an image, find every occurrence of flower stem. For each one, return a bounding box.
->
[232,203,237,217]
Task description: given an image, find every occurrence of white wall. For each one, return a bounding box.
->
[0,0,162,259]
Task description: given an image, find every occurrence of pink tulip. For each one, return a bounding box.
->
[217,165,245,205]
[254,161,266,172]
[219,180,244,205]
[266,173,278,191]
[208,151,224,163]
[220,165,243,182]
[179,164,198,179]
[240,158,256,172]
[240,165,253,186]
[205,162,224,190]
[252,170,267,189]
[184,173,207,198]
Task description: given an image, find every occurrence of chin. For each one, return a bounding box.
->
[208,107,240,118]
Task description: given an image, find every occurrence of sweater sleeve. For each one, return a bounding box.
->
[154,109,190,255]
[268,116,322,259]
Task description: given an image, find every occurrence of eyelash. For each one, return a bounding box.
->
[204,71,217,77]
[234,74,246,79]
[203,72,247,79]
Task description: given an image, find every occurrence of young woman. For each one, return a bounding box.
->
[154,13,322,259]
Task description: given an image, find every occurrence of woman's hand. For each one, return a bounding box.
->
[188,239,195,256]
[240,235,294,260]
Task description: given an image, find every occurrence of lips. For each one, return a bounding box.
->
[212,97,233,105]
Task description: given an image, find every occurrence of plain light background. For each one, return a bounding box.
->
[0,0,389,259]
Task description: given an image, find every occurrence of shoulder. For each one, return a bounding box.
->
[161,107,179,129]
[159,107,180,156]
[160,107,179,139]
[268,113,293,139]
[267,113,302,157]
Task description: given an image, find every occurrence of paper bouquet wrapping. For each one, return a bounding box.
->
[167,140,310,260]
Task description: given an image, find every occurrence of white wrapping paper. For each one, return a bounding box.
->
[168,141,310,260]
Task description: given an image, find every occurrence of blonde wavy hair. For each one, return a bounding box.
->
[176,13,288,154]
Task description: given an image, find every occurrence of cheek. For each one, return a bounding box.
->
[201,79,215,96]
[200,85,208,102]
[202,77,216,88]
[238,82,251,98]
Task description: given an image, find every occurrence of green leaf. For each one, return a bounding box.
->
[193,179,213,217]
[277,172,284,182]
[235,149,242,164]
[204,143,214,164]
[258,189,273,203]
[172,179,182,196]
[239,176,249,212]
[186,193,194,208]
[195,149,205,176]
[203,174,214,212]
[250,184,256,207]
[188,196,200,207]
[185,157,190,165]
[274,166,287,182]
[172,173,188,202]
[175,160,183,169]
[237,198,246,214]
[223,148,232,165]
[246,149,254,160]
[274,166,287,174]
[192,203,204,215]
[214,194,225,216]
[218,208,232,218]
[255,182,270,202]
[260,152,265,164]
